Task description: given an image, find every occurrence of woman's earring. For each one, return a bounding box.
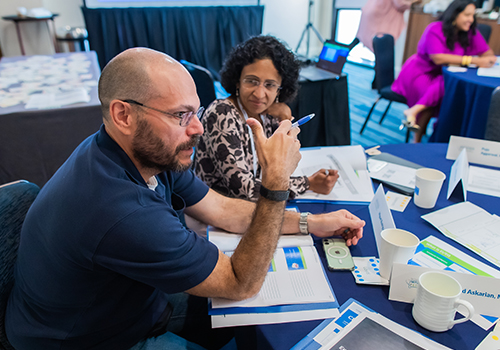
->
[452,20,456,26]
[275,95,279,103]
[236,88,239,97]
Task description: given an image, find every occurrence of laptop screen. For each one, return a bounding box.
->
[316,41,350,74]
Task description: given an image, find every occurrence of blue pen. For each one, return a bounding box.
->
[291,113,315,128]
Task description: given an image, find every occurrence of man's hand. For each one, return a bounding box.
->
[308,210,365,246]
[247,118,301,190]
[308,169,339,195]
[265,102,294,122]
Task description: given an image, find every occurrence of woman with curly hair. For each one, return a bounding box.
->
[194,35,338,201]
[392,0,496,142]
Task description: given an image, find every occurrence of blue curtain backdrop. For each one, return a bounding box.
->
[81,6,264,79]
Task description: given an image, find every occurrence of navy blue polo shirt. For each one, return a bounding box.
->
[6,125,218,349]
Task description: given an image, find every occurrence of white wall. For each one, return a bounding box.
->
[0,0,333,58]
[262,0,333,57]
[0,0,86,56]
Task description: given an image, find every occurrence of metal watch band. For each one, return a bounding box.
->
[259,184,289,202]
[299,212,311,235]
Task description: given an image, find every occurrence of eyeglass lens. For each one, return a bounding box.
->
[242,78,280,92]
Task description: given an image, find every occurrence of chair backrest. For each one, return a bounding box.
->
[372,34,396,92]
[477,23,492,43]
[0,180,39,350]
[180,60,217,111]
[485,87,500,142]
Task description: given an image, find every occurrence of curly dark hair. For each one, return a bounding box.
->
[220,35,301,104]
[439,0,477,51]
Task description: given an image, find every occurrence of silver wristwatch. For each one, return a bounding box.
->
[299,212,311,235]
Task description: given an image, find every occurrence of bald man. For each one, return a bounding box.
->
[5,48,364,350]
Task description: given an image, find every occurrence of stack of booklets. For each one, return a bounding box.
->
[367,152,422,196]
[207,227,340,328]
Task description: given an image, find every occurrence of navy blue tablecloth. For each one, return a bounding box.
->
[239,143,500,350]
[431,67,500,142]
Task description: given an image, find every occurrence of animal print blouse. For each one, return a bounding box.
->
[194,99,309,201]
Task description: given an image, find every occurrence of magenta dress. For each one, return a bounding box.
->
[392,21,490,119]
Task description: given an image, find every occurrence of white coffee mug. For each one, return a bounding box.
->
[412,271,475,332]
[378,228,420,280]
[414,168,446,209]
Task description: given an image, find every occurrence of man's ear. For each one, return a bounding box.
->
[109,99,134,136]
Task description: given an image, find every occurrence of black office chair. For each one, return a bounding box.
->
[180,60,217,111]
[477,23,492,43]
[360,34,410,141]
[0,180,40,350]
[484,87,500,142]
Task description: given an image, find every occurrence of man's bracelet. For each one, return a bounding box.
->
[259,184,289,202]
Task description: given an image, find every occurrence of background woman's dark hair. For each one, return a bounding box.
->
[440,0,477,51]
[219,35,301,104]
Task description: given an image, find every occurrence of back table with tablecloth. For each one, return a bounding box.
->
[0,51,102,187]
[290,71,351,147]
[431,67,500,142]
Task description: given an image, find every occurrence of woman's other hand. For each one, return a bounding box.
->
[308,169,339,195]
[265,102,294,122]
[475,55,497,68]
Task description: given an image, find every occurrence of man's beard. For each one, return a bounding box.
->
[132,117,200,173]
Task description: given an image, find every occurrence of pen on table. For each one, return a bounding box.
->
[291,113,315,128]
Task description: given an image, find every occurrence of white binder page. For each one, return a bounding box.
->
[293,145,374,202]
[422,202,500,269]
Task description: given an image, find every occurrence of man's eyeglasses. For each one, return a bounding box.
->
[241,78,282,93]
[120,99,204,127]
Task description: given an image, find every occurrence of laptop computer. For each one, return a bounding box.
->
[316,40,351,75]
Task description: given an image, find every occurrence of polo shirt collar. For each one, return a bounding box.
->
[95,124,148,187]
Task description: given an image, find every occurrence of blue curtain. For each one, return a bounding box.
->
[81,6,264,79]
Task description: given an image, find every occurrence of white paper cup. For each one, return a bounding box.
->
[378,228,420,280]
[414,168,446,209]
[412,271,474,332]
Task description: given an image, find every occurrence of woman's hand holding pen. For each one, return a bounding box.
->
[308,169,339,195]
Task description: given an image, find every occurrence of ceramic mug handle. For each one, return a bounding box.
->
[451,299,475,328]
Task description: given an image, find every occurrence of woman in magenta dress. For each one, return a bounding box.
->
[392,0,496,142]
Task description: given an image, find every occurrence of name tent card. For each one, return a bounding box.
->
[447,148,468,201]
[447,136,500,168]
[368,184,396,257]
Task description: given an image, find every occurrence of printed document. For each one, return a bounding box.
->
[468,166,500,198]
[207,227,339,326]
[421,202,500,269]
[292,145,374,202]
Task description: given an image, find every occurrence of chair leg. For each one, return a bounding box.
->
[379,100,392,124]
[360,98,381,134]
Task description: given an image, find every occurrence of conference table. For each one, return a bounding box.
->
[0,51,102,187]
[236,142,500,350]
[431,67,500,143]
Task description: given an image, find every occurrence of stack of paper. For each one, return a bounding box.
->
[367,152,422,196]
[25,88,90,109]
[208,227,340,328]
[292,145,374,203]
